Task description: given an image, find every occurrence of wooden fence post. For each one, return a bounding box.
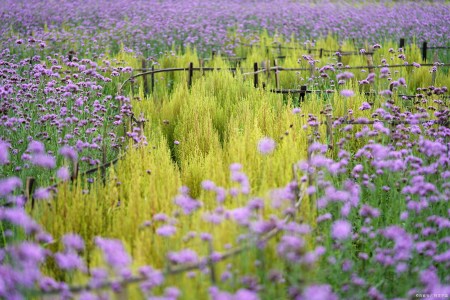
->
[274,59,279,89]
[208,241,217,284]
[422,41,427,62]
[142,59,149,96]
[319,48,323,59]
[337,46,342,63]
[431,52,438,86]
[254,62,259,88]
[366,50,375,74]
[71,161,79,181]
[326,114,334,150]
[151,66,155,93]
[188,62,194,89]
[102,144,107,184]
[26,177,35,208]
[309,60,315,79]
[399,38,405,49]
[300,85,307,102]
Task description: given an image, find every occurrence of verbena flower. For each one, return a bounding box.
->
[258,137,276,155]
[57,166,70,181]
[0,140,10,165]
[300,284,338,300]
[31,154,56,169]
[331,220,352,241]
[0,177,22,196]
[95,237,131,271]
[167,249,198,265]
[59,146,78,162]
[156,225,177,237]
[340,89,354,97]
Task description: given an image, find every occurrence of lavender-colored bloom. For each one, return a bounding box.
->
[234,289,259,300]
[0,140,10,165]
[292,107,301,114]
[300,284,338,300]
[201,180,216,190]
[59,146,78,161]
[258,137,276,155]
[336,72,354,81]
[163,287,181,299]
[174,193,201,215]
[79,292,98,300]
[34,187,52,200]
[55,252,85,271]
[31,154,56,169]
[27,140,45,154]
[0,207,40,234]
[331,220,352,241]
[359,102,371,111]
[0,177,22,196]
[95,237,131,270]
[156,224,177,237]
[277,234,305,262]
[167,249,198,264]
[57,166,71,181]
[340,89,354,97]
[63,234,85,252]
[229,163,242,172]
[139,266,164,291]
[229,207,252,226]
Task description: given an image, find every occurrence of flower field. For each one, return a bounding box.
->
[0,1,449,299]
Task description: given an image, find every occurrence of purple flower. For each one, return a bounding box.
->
[277,234,305,262]
[229,163,242,172]
[95,237,131,270]
[292,107,301,114]
[300,284,338,300]
[174,193,201,215]
[156,225,177,237]
[201,180,216,190]
[57,166,71,181]
[34,187,52,200]
[31,154,56,169]
[258,137,276,155]
[340,89,354,97]
[234,289,259,300]
[0,207,40,234]
[164,287,181,299]
[229,207,252,226]
[174,140,180,145]
[167,249,198,264]
[433,249,450,263]
[331,220,352,241]
[27,140,45,154]
[63,234,85,252]
[59,146,78,162]
[55,252,85,271]
[139,266,164,291]
[0,177,22,196]
[359,102,372,111]
[336,72,354,81]
[0,140,10,165]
